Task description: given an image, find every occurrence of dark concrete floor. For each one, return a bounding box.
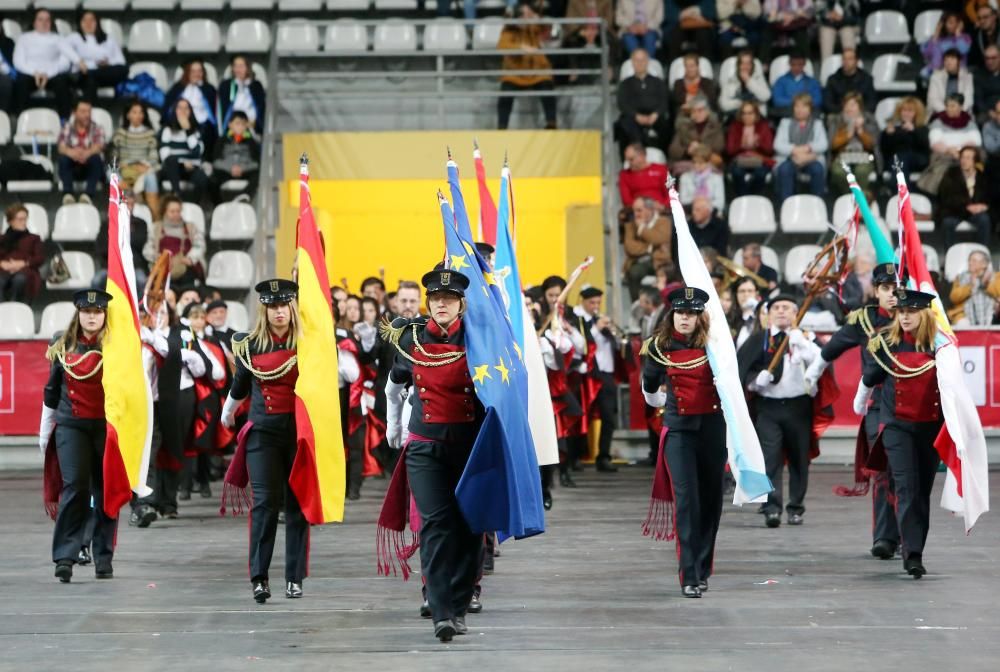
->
[1,466,998,672]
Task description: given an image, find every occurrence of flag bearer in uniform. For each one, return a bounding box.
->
[855,289,942,579]
[641,287,727,598]
[39,290,118,583]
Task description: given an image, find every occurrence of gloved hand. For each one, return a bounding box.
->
[39,405,56,455]
[385,378,407,449]
[853,381,874,416]
[755,370,774,389]
[220,394,241,429]
[578,362,588,374]
[803,356,830,392]
[353,321,377,351]
[788,328,808,349]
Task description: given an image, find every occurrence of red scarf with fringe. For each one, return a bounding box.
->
[641,427,675,541]
[219,422,254,516]
[375,437,426,580]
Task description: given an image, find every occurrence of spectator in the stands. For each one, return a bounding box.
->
[815,0,860,62]
[927,48,975,115]
[615,48,671,154]
[0,203,45,303]
[679,144,726,214]
[773,92,828,202]
[57,99,105,206]
[719,49,771,116]
[938,145,992,249]
[727,276,760,347]
[436,0,517,21]
[164,59,219,155]
[717,0,764,58]
[827,92,877,197]
[921,11,972,79]
[726,100,774,196]
[974,44,1000,121]
[759,0,814,64]
[619,143,669,208]
[562,0,619,82]
[984,99,1000,206]
[880,96,931,177]
[623,196,672,300]
[497,1,557,130]
[208,111,260,204]
[671,52,719,116]
[143,194,206,286]
[615,0,662,56]
[668,94,724,173]
[66,10,127,102]
[969,4,1000,70]
[159,97,209,203]
[822,47,875,114]
[918,93,982,194]
[92,189,148,291]
[219,54,266,136]
[662,1,717,62]
[948,250,1000,326]
[12,8,75,117]
[686,195,729,256]
[112,99,160,216]
[770,51,822,118]
[740,242,778,289]
[0,24,15,113]
[840,248,875,313]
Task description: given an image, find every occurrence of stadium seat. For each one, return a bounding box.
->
[945,243,991,282]
[225,301,250,332]
[223,62,268,88]
[100,19,124,48]
[865,10,911,45]
[472,18,504,49]
[780,195,829,234]
[1,19,20,40]
[734,244,781,282]
[667,56,713,87]
[618,56,665,81]
[325,20,368,52]
[784,244,822,282]
[226,19,272,53]
[276,20,321,54]
[718,55,764,85]
[645,147,666,165]
[182,202,206,234]
[728,195,777,235]
[279,0,323,9]
[211,202,257,240]
[872,54,918,93]
[331,1,371,9]
[41,0,80,9]
[129,62,170,92]
[874,97,901,130]
[54,19,72,37]
[424,18,468,52]
[87,107,114,140]
[13,108,61,145]
[47,251,96,290]
[885,193,934,233]
[6,156,54,193]
[132,204,154,227]
[132,0,178,8]
[172,63,219,87]
[127,20,173,54]
[0,110,10,143]
[0,302,35,340]
[230,0,275,7]
[768,55,816,87]
[923,244,941,274]
[52,203,101,243]
[37,302,77,340]
[374,20,418,52]
[206,251,254,288]
[176,19,222,53]
[375,0,419,8]
[82,0,120,8]
[913,10,943,45]
[181,0,225,8]
[831,193,882,232]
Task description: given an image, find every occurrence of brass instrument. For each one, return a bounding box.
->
[716,255,769,289]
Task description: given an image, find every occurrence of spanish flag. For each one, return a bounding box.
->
[102,173,153,516]
[290,156,346,524]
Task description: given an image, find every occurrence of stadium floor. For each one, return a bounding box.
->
[1,466,998,671]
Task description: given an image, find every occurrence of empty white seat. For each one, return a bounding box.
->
[129,62,169,92]
[872,54,918,93]
[47,251,96,290]
[781,195,830,234]
[223,62,268,88]
[132,0,178,8]
[132,204,154,227]
[6,156,54,193]
[728,195,777,235]
[784,244,822,283]
[945,243,991,282]
[172,63,219,87]
[1,19,21,40]
[226,19,272,53]
[0,110,10,144]
[176,18,222,53]
[279,0,323,8]
[374,20,418,52]
[230,0,275,7]
[424,18,467,52]
[330,0,371,9]
[127,20,173,53]
[276,20,321,54]
[13,108,61,145]
[734,244,781,282]
[147,107,162,129]
[0,302,35,339]
[100,19,124,48]
[82,0,121,8]
[41,0,78,6]
[820,54,841,86]
[225,301,250,331]
[667,56,713,87]
[180,0,225,8]
[52,204,101,243]
[874,97,902,130]
[211,202,257,240]
[37,302,77,340]
[88,107,114,140]
[618,56,665,81]
[325,20,368,52]
[923,244,941,275]
[472,18,504,50]
[374,0,418,8]
[768,55,816,87]
[206,251,254,288]
[913,9,943,45]
[865,10,911,45]
[181,202,206,233]
[55,19,72,37]
[885,193,934,233]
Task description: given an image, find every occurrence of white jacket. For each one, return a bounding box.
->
[719,69,771,114]
[926,68,975,115]
[65,33,125,70]
[13,31,75,78]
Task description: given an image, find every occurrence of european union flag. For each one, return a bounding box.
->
[439,192,545,539]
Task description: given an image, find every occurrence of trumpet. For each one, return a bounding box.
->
[716,255,769,289]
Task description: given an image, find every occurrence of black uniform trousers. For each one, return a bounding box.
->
[883,421,942,560]
[245,424,309,583]
[153,391,193,515]
[865,409,900,546]
[52,422,118,565]
[340,386,365,497]
[406,438,483,622]
[664,419,728,587]
[757,395,813,516]
[594,372,617,461]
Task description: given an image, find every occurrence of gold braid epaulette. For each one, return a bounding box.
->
[49,346,104,381]
[642,337,709,369]
[846,306,878,337]
[867,335,936,378]
[232,333,298,381]
[381,318,465,368]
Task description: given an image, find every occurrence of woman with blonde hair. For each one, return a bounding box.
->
[855,289,943,579]
[143,194,205,286]
[880,97,930,176]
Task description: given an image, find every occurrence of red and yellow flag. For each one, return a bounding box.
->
[290,158,346,524]
[103,173,154,516]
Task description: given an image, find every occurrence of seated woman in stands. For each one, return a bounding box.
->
[66,9,127,102]
[12,8,75,117]
[880,97,930,177]
[0,203,45,304]
[113,100,160,216]
[218,55,266,137]
[916,92,983,195]
[725,100,774,197]
[719,49,771,117]
[158,98,209,204]
[143,194,206,288]
[773,92,828,201]
[164,59,218,155]
[949,249,1000,327]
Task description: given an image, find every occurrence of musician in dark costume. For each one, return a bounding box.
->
[39,290,117,583]
[573,285,622,473]
[641,287,727,598]
[855,289,942,579]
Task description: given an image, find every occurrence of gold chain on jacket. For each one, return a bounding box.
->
[641,337,709,369]
[380,321,466,368]
[868,335,937,379]
[232,336,298,381]
[56,349,104,381]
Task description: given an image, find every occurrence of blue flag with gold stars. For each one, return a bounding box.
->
[440,192,546,539]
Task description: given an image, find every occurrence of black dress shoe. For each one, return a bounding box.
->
[871,539,897,560]
[595,459,618,473]
[468,589,483,614]
[434,619,456,642]
[682,585,702,598]
[95,562,113,579]
[483,552,494,574]
[77,546,92,565]
[454,615,468,635]
[55,561,73,584]
[765,513,781,528]
[199,483,212,499]
[787,513,804,526]
[285,581,303,598]
[570,461,584,472]
[177,488,191,501]
[419,599,432,618]
[346,489,361,501]
[253,579,271,603]
[559,472,578,488]
[904,555,926,579]
[130,504,158,528]
[543,493,553,510]
[698,580,708,593]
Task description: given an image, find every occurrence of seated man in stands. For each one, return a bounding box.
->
[740,242,778,290]
[616,0,662,56]
[624,197,672,301]
[57,99,106,206]
[0,203,45,303]
[208,111,260,205]
[770,51,822,118]
[974,44,1000,123]
[92,190,148,291]
[948,249,1000,326]
[615,49,671,155]
[927,48,975,115]
[822,47,875,115]
[687,195,729,258]
[984,98,1000,215]
[938,145,992,249]
[619,143,668,209]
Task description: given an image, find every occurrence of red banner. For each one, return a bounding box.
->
[0,340,51,435]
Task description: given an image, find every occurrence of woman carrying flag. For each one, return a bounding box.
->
[854,289,942,579]
[640,286,727,598]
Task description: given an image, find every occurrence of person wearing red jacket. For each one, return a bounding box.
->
[725,101,774,197]
[619,143,669,207]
